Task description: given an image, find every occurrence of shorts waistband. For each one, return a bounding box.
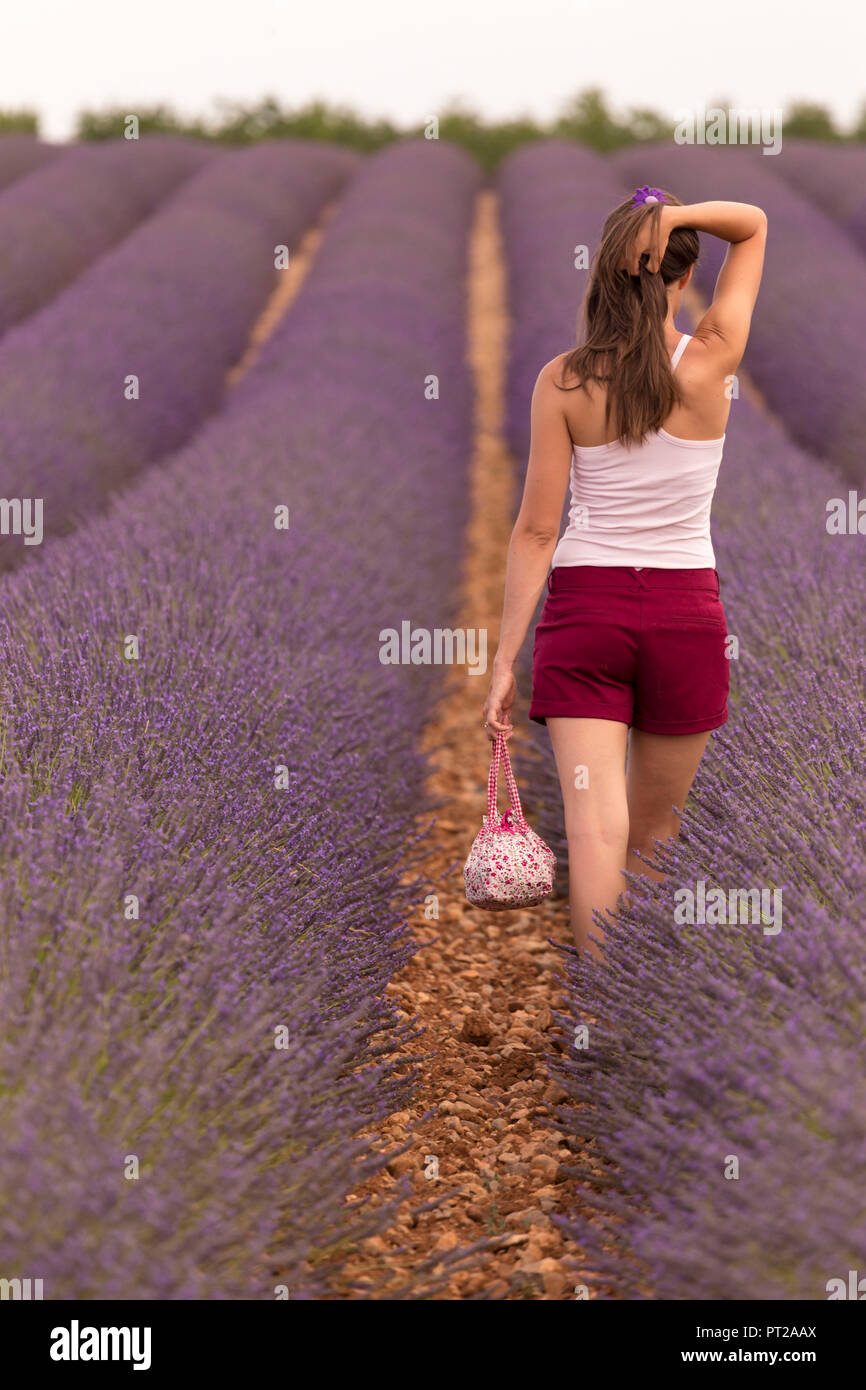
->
[548,565,720,594]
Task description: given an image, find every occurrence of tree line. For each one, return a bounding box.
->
[1,91,863,169]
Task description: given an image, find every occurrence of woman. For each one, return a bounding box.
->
[482,188,767,958]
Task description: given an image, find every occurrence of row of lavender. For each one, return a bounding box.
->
[0,140,357,566]
[0,138,217,336]
[497,141,866,1298]
[0,139,481,1297]
[766,138,866,257]
[0,133,60,190]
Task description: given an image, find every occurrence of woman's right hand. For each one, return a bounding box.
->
[625,204,674,275]
[482,662,517,742]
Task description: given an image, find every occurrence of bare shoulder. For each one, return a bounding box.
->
[536,353,575,390]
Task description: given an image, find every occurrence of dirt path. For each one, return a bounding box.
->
[337,189,578,1300]
[225,201,336,388]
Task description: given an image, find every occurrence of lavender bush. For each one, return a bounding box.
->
[765,138,866,255]
[0,138,481,1298]
[0,134,61,191]
[614,143,866,482]
[498,140,866,1298]
[0,140,358,567]
[0,137,214,335]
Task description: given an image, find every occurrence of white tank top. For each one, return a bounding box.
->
[551,334,725,570]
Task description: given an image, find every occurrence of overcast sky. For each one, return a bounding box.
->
[2,0,862,141]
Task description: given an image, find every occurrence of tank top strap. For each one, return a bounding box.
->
[670,333,692,372]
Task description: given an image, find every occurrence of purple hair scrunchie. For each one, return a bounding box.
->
[632,185,667,206]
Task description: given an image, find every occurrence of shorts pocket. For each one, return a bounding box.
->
[654,594,727,630]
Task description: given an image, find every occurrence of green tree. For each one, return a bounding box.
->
[783,102,840,141]
[850,100,866,142]
[0,109,38,134]
[626,106,671,145]
[76,105,209,141]
[435,102,545,171]
[553,88,632,151]
[213,97,399,150]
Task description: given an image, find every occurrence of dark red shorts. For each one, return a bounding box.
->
[529,565,730,735]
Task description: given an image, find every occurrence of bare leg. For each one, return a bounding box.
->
[625,729,711,882]
[547,717,630,959]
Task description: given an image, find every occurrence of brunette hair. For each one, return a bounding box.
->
[556,192,700,445]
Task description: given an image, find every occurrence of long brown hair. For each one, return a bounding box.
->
[556,192,700,446]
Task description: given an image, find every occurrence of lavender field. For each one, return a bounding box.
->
[0,128,862,1302]
[0,137,215,336]
[0,133,61,192]
[766,139,866,255]
[0,140,358,563]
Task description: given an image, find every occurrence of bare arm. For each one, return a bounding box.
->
[671,201,767,366]
[629,199,767,367]
[483,359,573,738]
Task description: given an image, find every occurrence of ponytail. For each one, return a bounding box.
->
[557,193,700,446]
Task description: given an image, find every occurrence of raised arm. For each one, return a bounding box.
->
[671,201,767,366]
[627,199,767,367]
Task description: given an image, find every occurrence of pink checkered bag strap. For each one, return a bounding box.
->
[487,732,527,828]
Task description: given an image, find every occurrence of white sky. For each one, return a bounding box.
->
[1,0,863,142]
